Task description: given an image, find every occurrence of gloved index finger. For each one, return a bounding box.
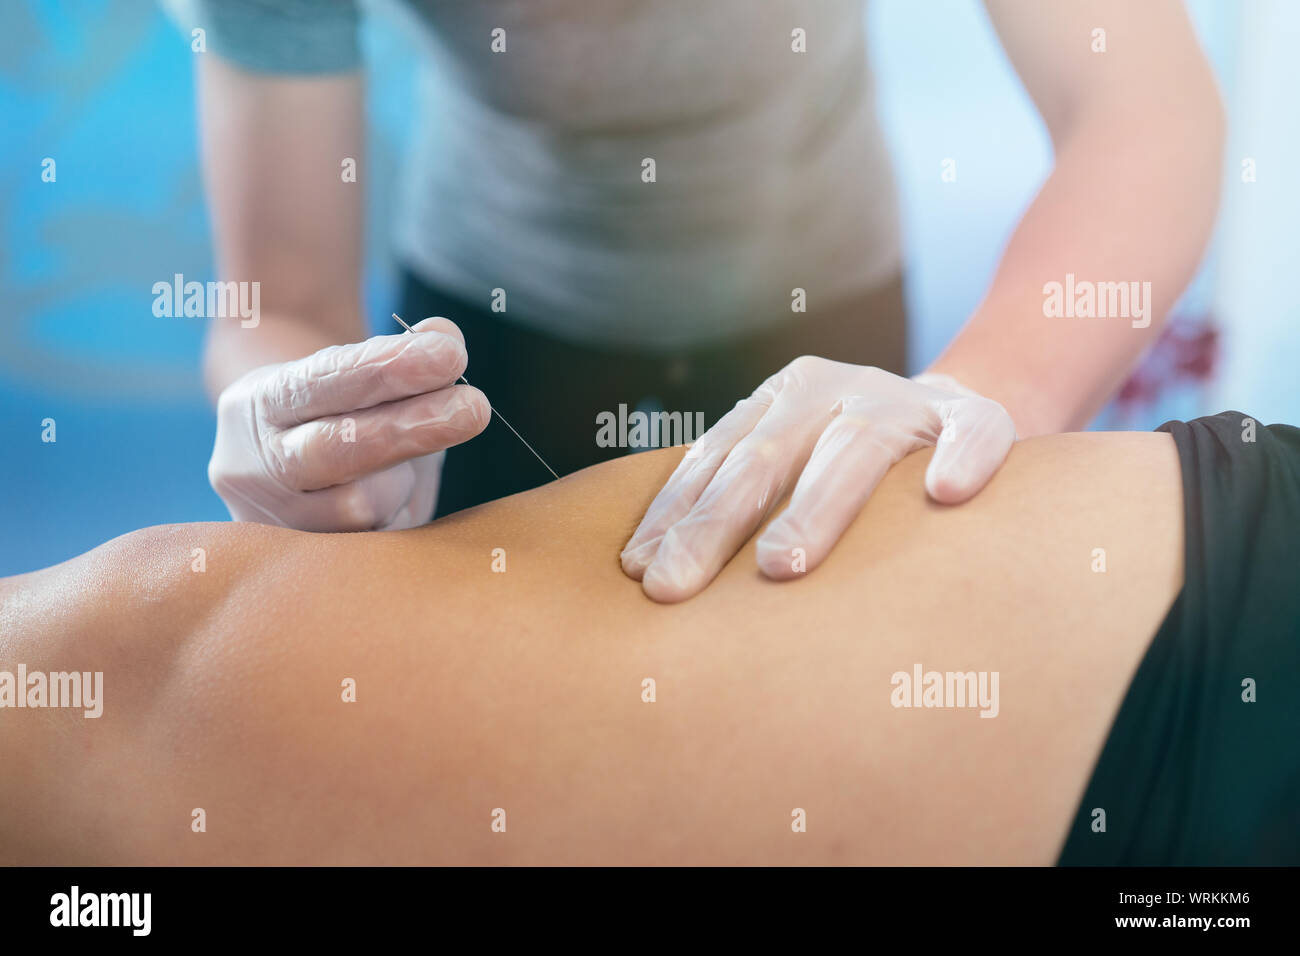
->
[261,327,469,427]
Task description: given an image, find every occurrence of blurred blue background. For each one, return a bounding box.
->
[3,0,1298,575]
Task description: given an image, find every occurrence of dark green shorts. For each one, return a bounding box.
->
[1059,411,1300,865]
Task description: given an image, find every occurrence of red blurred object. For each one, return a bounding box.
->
[1115,314,1221,411]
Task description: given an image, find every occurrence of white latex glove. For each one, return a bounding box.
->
[209,317,489,531]
[620,356,1017,602]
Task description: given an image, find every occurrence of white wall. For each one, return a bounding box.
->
[1207,0,1300,424]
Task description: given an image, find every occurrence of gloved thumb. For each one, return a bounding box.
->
[924,394,1017,504]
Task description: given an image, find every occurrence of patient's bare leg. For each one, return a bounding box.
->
[0,432,1182,864]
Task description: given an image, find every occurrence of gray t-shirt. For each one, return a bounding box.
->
[196,0,901,352]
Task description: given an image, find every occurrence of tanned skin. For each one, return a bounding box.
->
[0,432,1181,864]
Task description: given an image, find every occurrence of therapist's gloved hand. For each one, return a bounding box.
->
[620,356,1017,602]
[208,317,489,531]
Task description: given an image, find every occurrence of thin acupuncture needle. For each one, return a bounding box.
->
[392,314,560,481]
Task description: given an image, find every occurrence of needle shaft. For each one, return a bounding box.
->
[392,314,560,481]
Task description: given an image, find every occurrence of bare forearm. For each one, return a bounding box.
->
[931,110,1221,435]
[931,0,1226,435]
[929,100,1223,435]
[197,55,367,401]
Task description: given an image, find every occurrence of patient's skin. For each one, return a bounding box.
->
[0,432,1182,865]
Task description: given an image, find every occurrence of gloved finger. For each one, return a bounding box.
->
[620,390,774,578]
[260,326,469,427]
[409,315,465,343]
[923,395,1017,504]
[639,404,827,603]
[273,384,488,491]
[757,398,932,580]
[248,461,418,532]
[377,452,444,531]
